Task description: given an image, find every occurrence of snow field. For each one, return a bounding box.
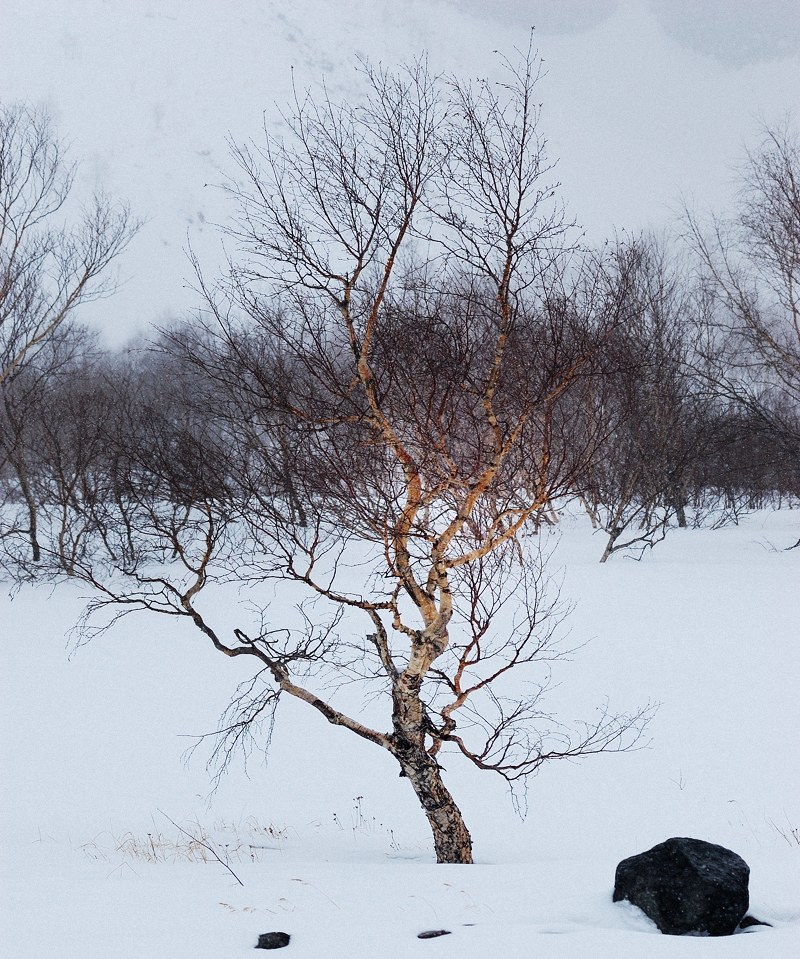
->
[2,511,799,956]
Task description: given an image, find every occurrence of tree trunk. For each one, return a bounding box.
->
[664,468,688,528]
[599,525,622,563]
[388,656,473,863]
[671,485,688,528]
[13,453,41,562]
[390,675,473,863]
[396,744,473,864]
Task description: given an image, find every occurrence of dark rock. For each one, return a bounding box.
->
[417,929,452,939]
[255,931,291,949]
[613,837,750,936]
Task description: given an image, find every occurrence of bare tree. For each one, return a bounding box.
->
[0,324,99,569]
[686,122,800,519]
[0,103,136,566]
[0,103,135,385]
[58,54,650,864]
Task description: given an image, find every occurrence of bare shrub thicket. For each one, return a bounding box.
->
[576,237,717,560]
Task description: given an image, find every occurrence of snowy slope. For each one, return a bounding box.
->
[1,1,798,345]
[2,512,799,957]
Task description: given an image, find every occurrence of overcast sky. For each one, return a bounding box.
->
[1,0,798,343]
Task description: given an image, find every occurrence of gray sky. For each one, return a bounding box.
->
[1,0,798,343]
[455,0,800,64]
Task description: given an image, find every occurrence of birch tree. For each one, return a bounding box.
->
[0,103,135,564]
[0,103,134,385]
[687,123,800,513]
[64,54,650,864]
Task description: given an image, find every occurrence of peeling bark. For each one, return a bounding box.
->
[391,669,473,864]
[393,737,473,864]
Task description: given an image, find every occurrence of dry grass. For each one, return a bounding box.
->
[80,815,288,866]
[768,816,800,847]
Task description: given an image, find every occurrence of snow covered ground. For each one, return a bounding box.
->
[2,510,798,957]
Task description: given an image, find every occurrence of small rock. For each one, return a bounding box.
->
[255,931,291,949]
[417,929,452,939]
[739,915,772,930]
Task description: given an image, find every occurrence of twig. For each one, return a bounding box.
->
[157,809,244,886]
